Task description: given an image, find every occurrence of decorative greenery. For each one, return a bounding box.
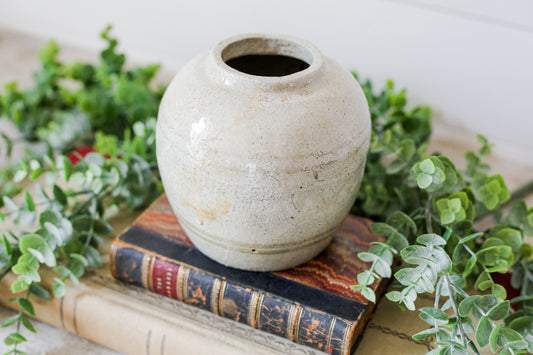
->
[351,73,533,354]
[0,25,164,151]
[0,27,161,355]
[0,29,531,355]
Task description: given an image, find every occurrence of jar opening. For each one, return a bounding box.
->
[221,37,313,77]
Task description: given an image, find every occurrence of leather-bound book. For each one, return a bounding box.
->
[110,195,387,355]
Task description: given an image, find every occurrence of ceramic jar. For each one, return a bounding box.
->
[156,33,370,271]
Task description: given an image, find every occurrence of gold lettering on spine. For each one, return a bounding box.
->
[293,308,303,344]
[255,294,264,329]
[176,267,190,302]
[165,268,173,297]
[141,254,154,291]
[249,292,264,329]
[326,318,337,352]
[211,279,222,315]
[341,322,353,355]
[248,292,259,328]
[287,305,302,341]
[217,281,227,316]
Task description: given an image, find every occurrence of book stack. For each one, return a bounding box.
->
[1,195,388,354]
[110,195,387,354]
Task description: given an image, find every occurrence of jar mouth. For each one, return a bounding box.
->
[221,37,313,77]
[211,34,323,88]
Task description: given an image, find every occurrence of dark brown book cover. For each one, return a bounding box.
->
[110,195,387,355]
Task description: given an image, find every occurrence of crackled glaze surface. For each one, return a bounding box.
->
[156,34,370,271]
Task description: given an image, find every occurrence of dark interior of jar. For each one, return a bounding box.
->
[221,37,313,77]
[225,55,310,77]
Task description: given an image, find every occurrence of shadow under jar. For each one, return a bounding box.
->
[156,33,371,271]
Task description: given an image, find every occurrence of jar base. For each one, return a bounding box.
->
[179,217,337,271]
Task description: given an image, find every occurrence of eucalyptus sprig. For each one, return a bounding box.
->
[0,117,160,353]
[352,73,533,354]
[0,26,163,354]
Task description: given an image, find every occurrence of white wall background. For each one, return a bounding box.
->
[1,0,532,164]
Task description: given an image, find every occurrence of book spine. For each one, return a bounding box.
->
[111,244,355,355]
[1,267,311,355]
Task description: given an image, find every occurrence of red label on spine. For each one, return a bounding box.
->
[151,257,180,299]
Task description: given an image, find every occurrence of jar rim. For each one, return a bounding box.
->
[210,33,324,89]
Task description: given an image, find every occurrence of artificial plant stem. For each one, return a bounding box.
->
[0,264,13,283]
[67,184,111,218]
[443,274,467,348]
[510,179,533,202]
[13,287,32,353]
[426,196,434,234]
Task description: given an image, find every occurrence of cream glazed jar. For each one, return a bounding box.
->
[156,34,371,271]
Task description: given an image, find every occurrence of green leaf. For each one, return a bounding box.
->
[52,278,66,298]
[459,296,480,317]
[476,174,510,210]
[27,248,45,263]
[459,232,484,244]
[475,295,499,313]
[358,251,391,278]
[3,196,18,212]
[464,255,477,277]
[508,316,533,331]
[499,327,524,342]
[505,340,528,350]
[0,314,20,328]
[493,228,522,254]
[489,322,503,352]
[26,238,55,268]
[419,159,435,174]
[29,283,51,300]
[16,298,35,316]
[350,284,363,291]
[57,155,73,181]
[29,159,40,171]
[69,253,89,267]
[24,191,35,212]
[30,166,42,180]
[477,244,514,270]
[419,307,449,326]
[412,328,439,340]
[357,270,375,286]
[11,280,29,293]
[440,210,454,225]
[487,301,509,321]
[417,233,446,247]
[370,223,409,251]
[385,291,402,302]
[39,210,59,228]
[476,316,491,347]
[93,219,113,235]
[19,234,45,254]
[45,222,63,245]
[4,332,27,345]
[2,234,12,256]
[505,200,527,227]
[385,211,416,241]
[360,286,376,303]
[53,184,68,206]
[13,169,27,183]
[491,283,507,300]
[417,173,432,189]
[21,317,36,333]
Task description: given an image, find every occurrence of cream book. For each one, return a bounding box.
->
[0,243,323,355]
